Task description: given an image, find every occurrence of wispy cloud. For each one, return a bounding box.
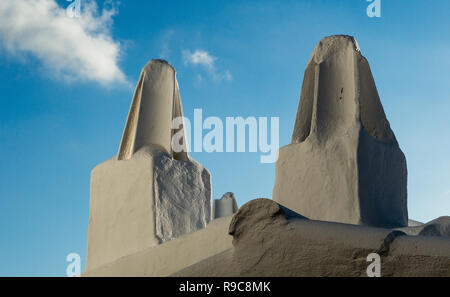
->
[0,0,126,86]
[182,49,232,82]
[158,29,174,59]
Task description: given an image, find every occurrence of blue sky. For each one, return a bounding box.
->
[0,0,449,276]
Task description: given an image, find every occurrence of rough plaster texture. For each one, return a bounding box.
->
[84,216,233,276]
[173,199,450,277]
[153,151,211,242]
[213,192,239,219]
[273,35,408,228]
[86,60,211,271]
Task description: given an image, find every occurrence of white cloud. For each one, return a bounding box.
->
[183,49,216,69]
[0,0,126,85]
[182,49,232,82]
